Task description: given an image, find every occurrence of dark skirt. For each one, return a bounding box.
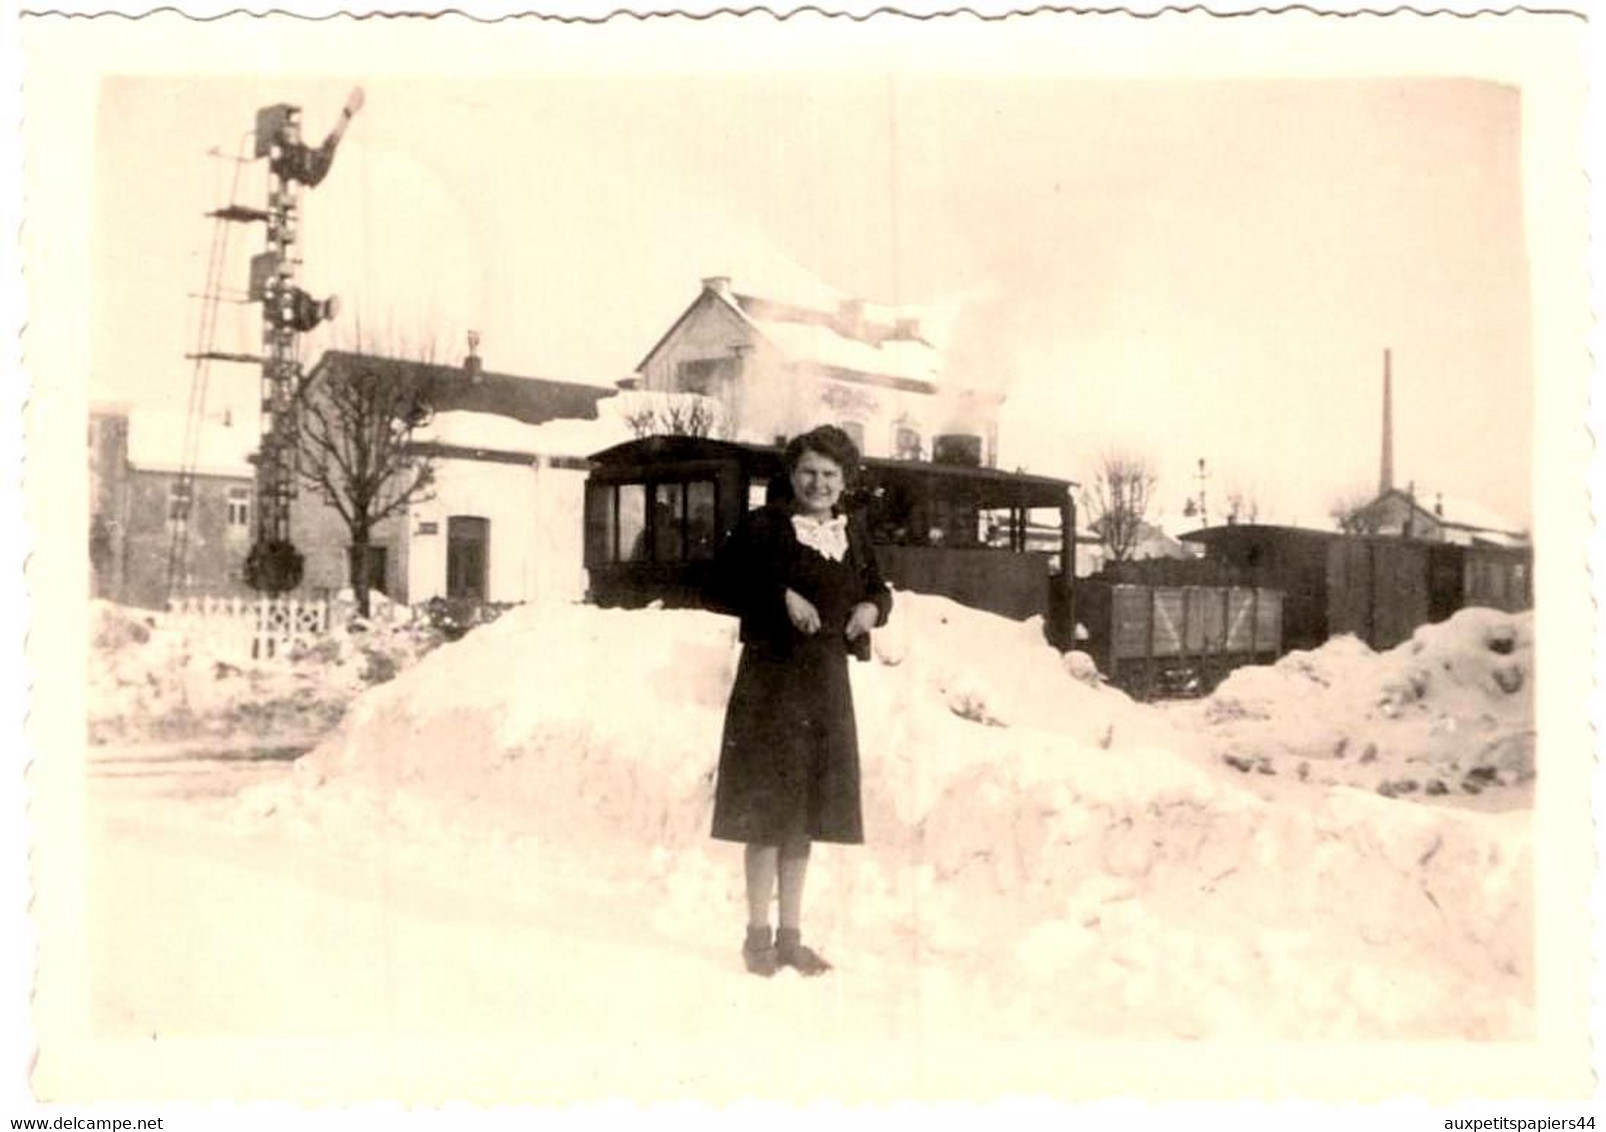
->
[710,636,864,846]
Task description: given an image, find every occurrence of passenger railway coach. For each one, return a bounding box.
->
[583,435,1079,645]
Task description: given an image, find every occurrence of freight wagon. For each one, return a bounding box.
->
[1077,525,1531,699]
[1183,523,1532,653]
[582,435,1079,644]
[1075,557,1284,697]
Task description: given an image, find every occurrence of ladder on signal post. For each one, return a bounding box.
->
[167,133,257,602]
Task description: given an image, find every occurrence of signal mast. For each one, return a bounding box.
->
[189,88,364,595]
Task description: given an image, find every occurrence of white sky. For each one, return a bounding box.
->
[93,74,1534,529]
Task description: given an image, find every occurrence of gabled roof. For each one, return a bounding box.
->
[1427,493,1528,538]
[309,350,612,426]
[1368,487,1528,540]
[636,278,945,389]
[631,289,748,380]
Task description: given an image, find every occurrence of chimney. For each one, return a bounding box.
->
[1434,492,1444,518]
[1380,347,1394,495]
[892,316,921,340]
[464,329,484,384]
[702,276,733,302]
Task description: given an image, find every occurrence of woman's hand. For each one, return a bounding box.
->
[845,601,880,641]
[784,588,822,634]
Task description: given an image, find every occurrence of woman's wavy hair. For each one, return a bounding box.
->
[767,425,864,510]
[782,424,862,481]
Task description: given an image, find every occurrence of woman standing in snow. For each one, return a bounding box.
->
[709,425,893,977]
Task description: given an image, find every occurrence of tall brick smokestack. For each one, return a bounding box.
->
[1380,347,1394,495]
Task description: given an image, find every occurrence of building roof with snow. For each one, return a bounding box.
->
[637,276,947,391]
[1361,487,1530,547]
[411,406,632,463]
[1426,493,1529,544]
[308,350,613,427]
[124,409,257,478]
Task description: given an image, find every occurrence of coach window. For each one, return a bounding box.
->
[653,482,685,561]
[651,479,719,562]
[619,484,648,561]
[747,478,769,511]
[585,483,617,564]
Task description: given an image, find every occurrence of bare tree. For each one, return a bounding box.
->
[1081,451,1157,563]
[623,391,730,440]
[298,342,439,618]
[1329,488,1381,534]
[1225,486,1261,525]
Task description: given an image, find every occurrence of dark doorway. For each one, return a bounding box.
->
[447,516,489,600]
[1426,543,1463,624]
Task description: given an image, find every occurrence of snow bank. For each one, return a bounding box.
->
[88,600,444,744]
[1201,608,1534,799]
[256,592,1532,1039]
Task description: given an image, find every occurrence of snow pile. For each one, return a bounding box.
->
[1199,608,1534,800]
[255,592,1533,1038]
[88,600,445,744]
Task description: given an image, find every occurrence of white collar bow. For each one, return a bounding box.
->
[791,513,849,561]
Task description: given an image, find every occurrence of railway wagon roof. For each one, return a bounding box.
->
[1182,522,1533,559]
[1181,522,1336,543]
[587,437,1074,508]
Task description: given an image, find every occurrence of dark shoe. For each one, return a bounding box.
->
[742,926,778,977]
[775,928,832,976]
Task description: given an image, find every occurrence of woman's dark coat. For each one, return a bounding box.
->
[707,503,893,845]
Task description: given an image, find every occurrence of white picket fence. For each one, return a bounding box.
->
[164,595,334,659]
[167,591,420,656]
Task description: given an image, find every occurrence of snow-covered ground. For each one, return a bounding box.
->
[1180,608,1535,805]
[139,592,1533,1047]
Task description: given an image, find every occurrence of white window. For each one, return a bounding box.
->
[227,486,251,529]
[167,480,192,523]
[893,424,923,461]
[676,357,732,397]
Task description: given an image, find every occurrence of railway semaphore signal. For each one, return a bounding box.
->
[186,87,364,597]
